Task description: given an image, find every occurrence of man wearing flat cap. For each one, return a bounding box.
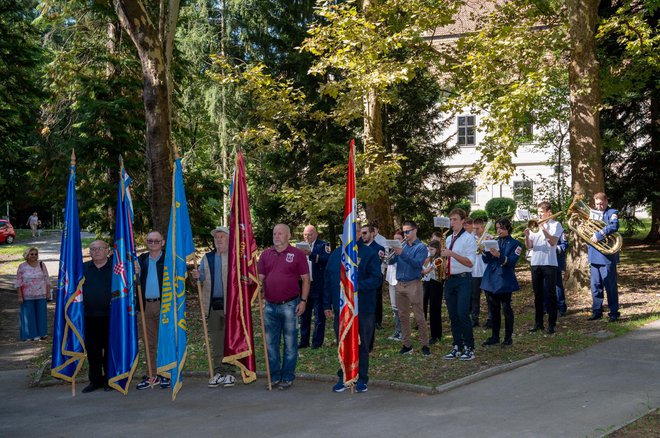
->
[193,226,236,388]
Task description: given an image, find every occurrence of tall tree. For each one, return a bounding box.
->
[302,0,460,236]
[111,0,178,234]
[0,0,44,219]
[565,0,605,291]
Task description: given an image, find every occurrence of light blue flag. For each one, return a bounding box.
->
[51,152,86,382]
[157,157,195,400]
[107,158,139,394]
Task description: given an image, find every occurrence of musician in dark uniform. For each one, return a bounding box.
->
[299,224,331,348]
[480,218,523,346]
[587,192,621,322]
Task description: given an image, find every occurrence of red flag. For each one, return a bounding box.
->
[339,139,359,385]
[224,151,259,383]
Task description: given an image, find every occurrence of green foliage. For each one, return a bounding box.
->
[445,199,471,216]
[485,197,517,221]
[470,209,488,221]
[442,0,569,183]
[35,0,148,234]
[0,0,45,217]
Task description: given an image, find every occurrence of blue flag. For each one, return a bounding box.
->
[51,153,86,382]
[107,159,139,394]
[157,157,194,400]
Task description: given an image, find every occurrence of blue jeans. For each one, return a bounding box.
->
[19,298,48,340]
[590,264,619,317]
[264,299,299,382]
[444,275,474,349]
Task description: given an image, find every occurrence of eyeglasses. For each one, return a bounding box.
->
[361,231,368,235]
[147,239,162,244]
[90,247,108,252]
[403,229,414,235]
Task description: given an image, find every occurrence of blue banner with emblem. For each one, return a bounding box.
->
[51,151,86,383]
[107,157,139,394]
[157,157,195,400]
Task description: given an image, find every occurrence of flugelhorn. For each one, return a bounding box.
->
[527,211,563,233]
[476,220,493,253]
[566,195,622,255]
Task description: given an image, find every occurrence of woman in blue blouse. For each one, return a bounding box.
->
[480,218,523,346]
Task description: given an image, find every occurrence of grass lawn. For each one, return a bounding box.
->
[607,408,659,437]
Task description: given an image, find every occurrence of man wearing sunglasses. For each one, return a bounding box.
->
[135,231,170,390]
[389,221,430,356]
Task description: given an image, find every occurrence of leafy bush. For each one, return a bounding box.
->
[470,209,488,221]
[445,199,471,216]
[485,197,517,220]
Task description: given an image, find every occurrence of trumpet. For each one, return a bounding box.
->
[527,211,563,233]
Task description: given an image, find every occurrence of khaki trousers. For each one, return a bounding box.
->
[396,280,429,348]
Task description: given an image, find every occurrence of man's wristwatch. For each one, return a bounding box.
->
[300,298,307,303]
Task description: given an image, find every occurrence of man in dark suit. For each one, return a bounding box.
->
[361,224,385,349]
[323,239,382,393]
[299,224,331,349]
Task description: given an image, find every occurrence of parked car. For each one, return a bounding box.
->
[0,219,16,244]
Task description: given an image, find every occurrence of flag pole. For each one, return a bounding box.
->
[135,280,154,387]
[255,290,272,390]
[194,256,215,381]
[71,149,77,399]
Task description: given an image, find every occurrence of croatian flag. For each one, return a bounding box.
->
[107,157,139,394]
[51,151,86,383]
[338,139,359,385]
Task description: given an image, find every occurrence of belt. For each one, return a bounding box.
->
[448,272,471,279]
[266,295,298,305]
[146,298,160,302]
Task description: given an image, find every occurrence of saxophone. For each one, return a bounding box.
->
[433,229,448,281]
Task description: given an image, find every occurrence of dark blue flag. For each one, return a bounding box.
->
[157,157,195,400]
[51,151,86,382]
[107,158,139,394]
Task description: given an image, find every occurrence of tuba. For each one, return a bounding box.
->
[566,195,623,255]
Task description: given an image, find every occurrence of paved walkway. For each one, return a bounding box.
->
[0,319,657,437]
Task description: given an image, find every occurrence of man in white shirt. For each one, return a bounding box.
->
[441,209,478,361]
[524,201,563,334]
[471,218,490,328]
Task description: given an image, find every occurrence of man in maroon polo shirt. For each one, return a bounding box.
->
[258,223,310,390]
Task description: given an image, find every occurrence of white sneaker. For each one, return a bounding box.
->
[208,373,236,388]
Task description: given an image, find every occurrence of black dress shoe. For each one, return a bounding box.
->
[608,316,619,322]
[528,325,544,332]
[587,314,603,321]
[82,383,100,393]
[482,337,500,346]
[297,343,309,349]
[546,326,556,335]
[501,338,513,346]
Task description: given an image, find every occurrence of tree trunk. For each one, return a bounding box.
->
[565,0,604,292]
[644,91,660,243]
[363,88,395,237]
[112,0,175,236]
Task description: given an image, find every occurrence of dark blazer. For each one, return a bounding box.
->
[323,240,382,315]
[480,236,522,294]
[309,239,331,297]
[137,252,164,301]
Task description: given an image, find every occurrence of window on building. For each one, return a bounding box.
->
[467,183,477,204]
[512,180,534,207]
[518,123,533,142]
[457,115,476,146]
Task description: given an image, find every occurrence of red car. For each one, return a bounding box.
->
[0,219,16,244]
